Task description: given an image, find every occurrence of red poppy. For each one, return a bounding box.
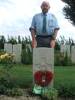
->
[34,71,53,87]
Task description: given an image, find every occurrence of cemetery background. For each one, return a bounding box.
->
[0,0,75,99]
[0,35,75,65]
[0,35,75,99]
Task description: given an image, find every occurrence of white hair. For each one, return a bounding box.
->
[41,0,50,8]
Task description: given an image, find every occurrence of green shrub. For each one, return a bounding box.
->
[0,69,18,95]
[57,84,75,98]
[54,51,72,66]
[42,88,58,100]
[0,50,6,55]
[63,52,72,66]
[0,85,7,94]
[54,51,64,66]
[21,48,32,64]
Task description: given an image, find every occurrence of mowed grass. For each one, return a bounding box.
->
[54,66,75,89]
[0,64,75,88]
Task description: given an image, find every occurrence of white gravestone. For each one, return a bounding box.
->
[33,48,54,88]
[71,46,75,63]
[13,44,22,63]
[4,43,12,53]
[60,44,65,53]
[66,45,71,57]
[60,44,71,57]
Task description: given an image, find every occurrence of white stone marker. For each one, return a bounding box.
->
[60,44,71,57]
[4,43,12,53]
[13,44,22,63]
[71,46,75,63]
[33,48,54,88]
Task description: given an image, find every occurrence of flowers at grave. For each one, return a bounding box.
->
[34,71,53,87]
[0,53,15,64]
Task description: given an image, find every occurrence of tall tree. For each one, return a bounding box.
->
[0,36,6,49]
[61,0,75,25]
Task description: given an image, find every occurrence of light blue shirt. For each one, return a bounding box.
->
[30,12,59,36]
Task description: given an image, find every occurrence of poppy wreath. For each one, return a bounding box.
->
[34,71,53,87]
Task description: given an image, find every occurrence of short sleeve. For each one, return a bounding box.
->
[53,15,60,30]
[29,15,36,32]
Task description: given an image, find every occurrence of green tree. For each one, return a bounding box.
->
[18,35,21,43]
[7,37,17,44]
[61,0,75,25]
[0,36,6,50]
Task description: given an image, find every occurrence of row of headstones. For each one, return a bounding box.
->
[4,43,75,63]
[60,44,75,63]
[4,43,22,63]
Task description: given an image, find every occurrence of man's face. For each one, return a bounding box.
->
[41,2,49,14]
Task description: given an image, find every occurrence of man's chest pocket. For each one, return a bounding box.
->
[48,20,54,27]
[36,21,42,29]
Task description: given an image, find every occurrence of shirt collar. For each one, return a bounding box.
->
[41,12,48,16]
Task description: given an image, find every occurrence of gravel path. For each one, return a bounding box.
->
[0,89,75,100]
[0,95,41,100]
[0,89,42,100]
[0,95,75,100]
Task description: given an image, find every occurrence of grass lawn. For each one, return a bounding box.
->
[0,64,75,89]
[54,66,75,88]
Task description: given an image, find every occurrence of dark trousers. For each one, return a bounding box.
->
[36,35,53,47]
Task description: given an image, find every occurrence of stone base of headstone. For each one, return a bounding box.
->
[33,48,54,93]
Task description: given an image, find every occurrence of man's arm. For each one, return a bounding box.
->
[52,28,59,40]
[50,29,59,48]
[30,29,37,48]
[50,15,60,48]
[29,15,37,48]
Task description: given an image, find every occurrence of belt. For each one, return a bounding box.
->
[36,35,52,38]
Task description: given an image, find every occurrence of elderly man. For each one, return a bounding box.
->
[30,1,59,48]
[29,1,60,95]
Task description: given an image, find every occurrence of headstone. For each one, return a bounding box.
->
[66,45,71,57]
[60,44,71,57]
[60,44,65,53]
[33,48,54,88]
[13,44,22,63]
[4,43,12,53]
[71,46,75,63]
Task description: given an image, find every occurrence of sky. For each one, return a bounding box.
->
[0,0,75,40]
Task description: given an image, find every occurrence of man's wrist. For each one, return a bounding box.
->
[52,32,57,40]
[52,35,56,40]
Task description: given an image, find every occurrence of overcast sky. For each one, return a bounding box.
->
[0,0,75,40]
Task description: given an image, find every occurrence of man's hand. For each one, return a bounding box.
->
[50,29,59,48]
[30,29,37,48]
[32,39,37,48]
[50,39,55,48]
